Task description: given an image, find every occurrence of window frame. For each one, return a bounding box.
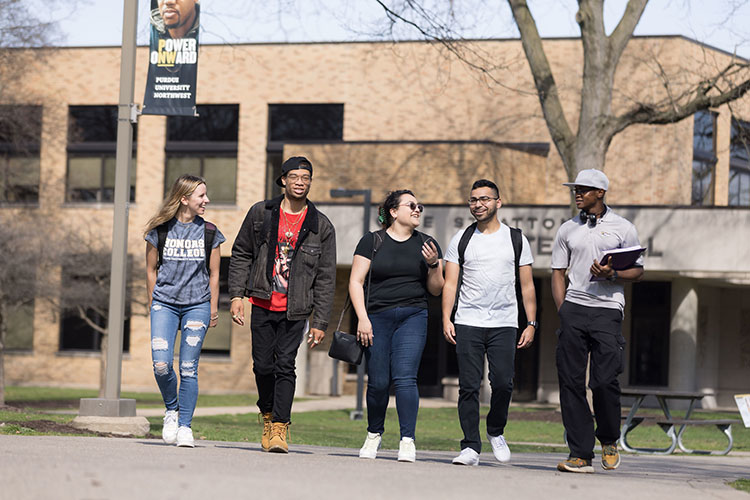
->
[729,118,750,207]
[0,105,42,206]
[65,105,137,204]
[691,110,717,206]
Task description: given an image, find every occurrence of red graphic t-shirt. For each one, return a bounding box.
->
[250,207,307,311]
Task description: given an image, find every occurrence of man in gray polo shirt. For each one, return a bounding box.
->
[551,169,644,473]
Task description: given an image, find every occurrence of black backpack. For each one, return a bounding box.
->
[450,223,524,324]
[156,220,217,272]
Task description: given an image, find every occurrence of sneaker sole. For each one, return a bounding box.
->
[602,460,620,470]
[176,442,195,448]
[397,456,415,463]
[452,460,479,466]
[359,452,377,459]
[268,446,288,453]
[557,464,594,473]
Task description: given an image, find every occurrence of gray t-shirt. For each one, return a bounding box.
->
[550,207,643,312]
[145,216,225,305]
[445,223,533,328]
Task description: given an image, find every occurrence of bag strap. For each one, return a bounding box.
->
[450,222,477,322]
[156,222,169,269]
[204,221,217,273]
[510,226,526,325]
[336,229,386,331]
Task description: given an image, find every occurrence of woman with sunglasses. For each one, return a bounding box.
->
[349,189,444,462]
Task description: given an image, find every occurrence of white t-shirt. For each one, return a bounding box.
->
[550,207,643,312]
[444,223,533,328]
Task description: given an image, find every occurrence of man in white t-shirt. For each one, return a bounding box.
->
[442,179,537,466]
[551,169,644,474]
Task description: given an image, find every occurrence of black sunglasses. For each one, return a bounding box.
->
[399,202,424,212]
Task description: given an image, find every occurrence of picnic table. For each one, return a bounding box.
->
[619,388,739,455]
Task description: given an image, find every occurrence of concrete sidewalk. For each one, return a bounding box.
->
[1,434,748,500]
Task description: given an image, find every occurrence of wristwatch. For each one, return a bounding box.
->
[607,270,618,282]
[427,261,439,269]
[527,321,538,329]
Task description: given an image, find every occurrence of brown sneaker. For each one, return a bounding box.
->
[259,412,273,452]
[557,457,594,473]
[268,422,290,453]
[601,444,620,470]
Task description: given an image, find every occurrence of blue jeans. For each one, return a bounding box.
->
[365,306,428,439]
[150,299,210,428]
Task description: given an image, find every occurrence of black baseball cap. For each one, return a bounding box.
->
[276,156,313,187]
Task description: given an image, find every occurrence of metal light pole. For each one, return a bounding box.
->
[76,0,143,427]
[330,188,371,420]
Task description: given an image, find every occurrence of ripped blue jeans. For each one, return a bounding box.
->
[150,299,210,428]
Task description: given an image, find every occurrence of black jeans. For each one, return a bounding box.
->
[556,301,625,460]
[250,305,307,423]
[455,325,517,453]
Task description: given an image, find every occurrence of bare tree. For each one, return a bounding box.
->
[372,0,750,184]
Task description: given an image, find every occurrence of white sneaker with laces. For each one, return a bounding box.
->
[176,426,195,448]
[397,437,416,463]
[487,433,511,463]
[162,410,178,444]
[359,432,382,459]
[452,447,480,466]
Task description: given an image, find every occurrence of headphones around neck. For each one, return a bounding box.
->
[579,205,606,227]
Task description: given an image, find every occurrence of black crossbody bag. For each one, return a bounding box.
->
[328,230,386,365]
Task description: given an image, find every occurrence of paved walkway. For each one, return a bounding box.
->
[1,434,748,500]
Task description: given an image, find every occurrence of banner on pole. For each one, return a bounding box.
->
[142,0,200,116]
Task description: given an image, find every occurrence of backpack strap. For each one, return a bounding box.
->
[156,222,169,269]
[204,221,217,273]
[450,222,478,323]
[510,226,526,326]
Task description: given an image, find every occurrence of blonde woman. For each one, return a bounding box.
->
[144,174,225,447]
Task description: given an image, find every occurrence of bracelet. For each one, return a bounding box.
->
[427,261,439,269]
[230,297,244,302]
[211,313,219,320]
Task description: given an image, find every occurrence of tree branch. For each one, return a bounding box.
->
[508,0,575,173]
[608,0,648,65]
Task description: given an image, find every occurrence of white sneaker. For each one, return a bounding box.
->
[359,432,382,459]
[176,426,195,448]
[397,437,416,463]
[487,433,511,463]
[162,410,178,444]
[452,447,480,466]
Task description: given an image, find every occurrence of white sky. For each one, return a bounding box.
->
[49,0,750,58]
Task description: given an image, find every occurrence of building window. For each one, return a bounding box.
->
[0,105,42,204]
[201,257,232,355]
[165,105,238,204]
[730,118,750,206]
[67,105,137,203]
[5,302,35,351]
[691,110,717,206]
[266,104,344,198]
[59,255,131,353]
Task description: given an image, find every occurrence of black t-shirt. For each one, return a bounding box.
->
[354,230,442,313]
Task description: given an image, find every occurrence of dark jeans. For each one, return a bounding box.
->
[455,324,517,453]
[365,306,428,439]
[556,301,625,460]
[250,305,307,423]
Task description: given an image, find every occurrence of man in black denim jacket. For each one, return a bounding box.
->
[228,156,336,453]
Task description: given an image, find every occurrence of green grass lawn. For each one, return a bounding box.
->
[4,386,258,409]
[729,479,750,493]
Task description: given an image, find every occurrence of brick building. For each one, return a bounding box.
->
[2,36,749,408]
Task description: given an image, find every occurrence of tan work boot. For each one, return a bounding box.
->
[259,412,273,451]
[268,422,290,453]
